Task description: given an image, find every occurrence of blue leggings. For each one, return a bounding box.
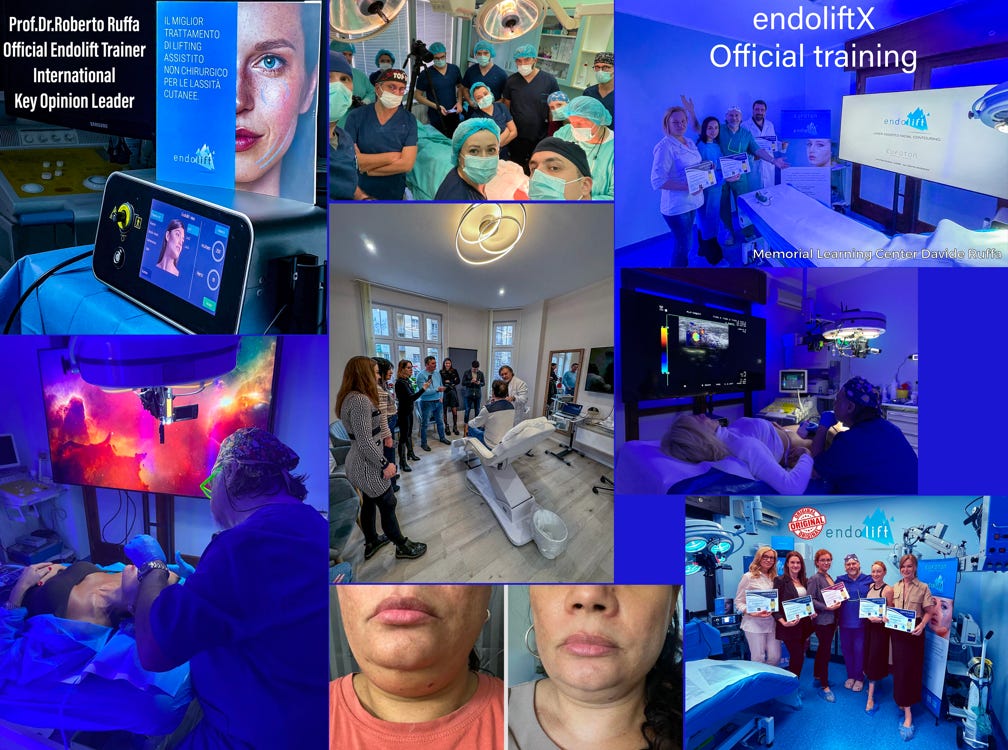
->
[663,210,696,266]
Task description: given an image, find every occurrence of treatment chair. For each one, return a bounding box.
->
[455,417,557,545]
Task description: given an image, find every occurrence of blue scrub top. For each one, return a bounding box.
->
[502,70,559,141]
[417,64,464,125]
[344,104,418,200]
[813,417,918,494]
[582,84,615,130]
[466,101,513,134]
[149,502,328,750]
[329,127,358,201]
[435,168,483,201]
[462,63,508,101]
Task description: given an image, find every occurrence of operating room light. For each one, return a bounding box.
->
[330,0,407,42]
[474,0,546,40]
[685,562,704,576]
[455,203,526,265]
[969,82,1008,135]
[821,310,886,341]
[686,538,708,553]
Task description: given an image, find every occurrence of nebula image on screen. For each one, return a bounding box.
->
[39,338,277,497]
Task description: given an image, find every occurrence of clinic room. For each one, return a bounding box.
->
[328,0,614,200]
[683,494,1008,750]
[616,267,919,496]
[0,1,327,334]
[328,202,615,583]
[0,335,330,748]
[614,0,1008,267]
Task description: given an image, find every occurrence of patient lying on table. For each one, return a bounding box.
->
[661,414,813,494]
[7,560,178,627]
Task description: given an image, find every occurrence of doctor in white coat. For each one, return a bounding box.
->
[498,365,529,426]
[743,100,778,191]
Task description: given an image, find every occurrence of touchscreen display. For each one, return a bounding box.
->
[139,198,230,315]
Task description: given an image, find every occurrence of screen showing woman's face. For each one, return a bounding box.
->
[235,3,315,194]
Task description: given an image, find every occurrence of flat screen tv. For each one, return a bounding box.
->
[620,288,766,402]
[584,346,614,394]
[38,337,277,497]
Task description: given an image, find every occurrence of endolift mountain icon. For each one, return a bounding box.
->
[903,107,929,131]
[194,144,216,172]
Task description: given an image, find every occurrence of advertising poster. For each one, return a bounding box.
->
[917,557,959,718]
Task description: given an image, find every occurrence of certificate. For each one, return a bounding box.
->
[720,153,751,179]
[782,595,813,621]
[685,161,716,194]
[885,607,917,633]
[746,590,779,613]
[858,598,887,619]
[821,582,850,607]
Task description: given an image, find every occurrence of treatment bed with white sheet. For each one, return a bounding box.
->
[0,563,191,741]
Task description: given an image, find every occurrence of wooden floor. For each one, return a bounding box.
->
[342,434,614,583]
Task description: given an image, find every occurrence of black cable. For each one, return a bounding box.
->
[3,249,94,334]
[101,492,124,544]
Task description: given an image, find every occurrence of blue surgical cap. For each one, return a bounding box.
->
[330,51,353,78]
[514,44,537,61]
[374,48,395,66]
[547,91,569,104]
[330,41,356,55]
[451,117,501,165]
[429,41,446,55]
[474,41,495,58]
[470,81,493,102]
[566,95,613,127]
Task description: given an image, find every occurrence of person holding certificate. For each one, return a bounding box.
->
[838,554,872,693]
[889,554,937,741]
[773,551,815,682]
[651,105,704,266]
[806,549,843,702]
[863,560,895,715]
[734,546,780,666]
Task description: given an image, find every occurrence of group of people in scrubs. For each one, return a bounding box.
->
[652,97,789,265]
[327,36,615,201]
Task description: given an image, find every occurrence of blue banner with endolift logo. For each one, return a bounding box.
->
[916,557,958,718]
[780,109,832,139]
[156,2,236,189]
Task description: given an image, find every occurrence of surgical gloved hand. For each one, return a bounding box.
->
[818,411,837,429]
[125,534,167,568]
[173,551,196,579]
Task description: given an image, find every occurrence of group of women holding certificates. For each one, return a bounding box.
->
[734,546,937,741]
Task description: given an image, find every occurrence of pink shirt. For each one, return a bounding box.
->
[330,672,504,749]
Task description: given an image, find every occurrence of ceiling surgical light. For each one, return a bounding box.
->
[455,203,526,265]
[329,0,407,42]
[474,0,546,40]
[969,82,1008,134]
[685,518,745,576]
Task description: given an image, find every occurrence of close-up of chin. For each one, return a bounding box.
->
[508,584,683,750]
[329,584,505,749]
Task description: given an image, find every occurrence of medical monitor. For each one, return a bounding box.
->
[1,0,156,140]
[584,346,614,394]
[0,435,20,472]
[779,369,808,393]
[38,337,278,497]
[620,288,766,402]
[839,86,1008,200]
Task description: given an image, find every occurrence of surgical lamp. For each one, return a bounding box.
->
[969,82,1008,134]
[894,520,979,572]
[474,0,612,41]
[686,519,745,576]
[329,0,408,42]
[71,337,240,444]
[822,308,886,358]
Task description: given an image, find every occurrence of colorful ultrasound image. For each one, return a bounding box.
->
[39,338,276,497]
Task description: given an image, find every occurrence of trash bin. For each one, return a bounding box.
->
[532,509,568,559]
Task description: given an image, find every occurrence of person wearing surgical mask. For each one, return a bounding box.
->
[330,41,375,123]
[463,40,508,106]
[582,51,615,130]
[436,117,502,201]
[369,48,396,86]
[553,96,613,200]
[415,42,465,137]
[343,68,419,201]
[547,91,569,136]
[528,137,593,201]
[465,82,516,160]
[502,45,560,174]
[329,51,362,200]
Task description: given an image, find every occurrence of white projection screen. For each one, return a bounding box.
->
[839,85,1008,199]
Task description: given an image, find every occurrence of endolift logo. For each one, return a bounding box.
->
[862,508,893,542]
[884,107,930,132]
[173,143,216,172]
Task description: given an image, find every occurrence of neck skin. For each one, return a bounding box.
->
[535,678,647,750]
[480,62,493,73]
[352,668,478,724]
[237,168,281,197]
[375,100,399,122]
[597,80,614,96]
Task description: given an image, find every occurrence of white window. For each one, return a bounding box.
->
[373,303,443,375]
[492,320,517,375]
